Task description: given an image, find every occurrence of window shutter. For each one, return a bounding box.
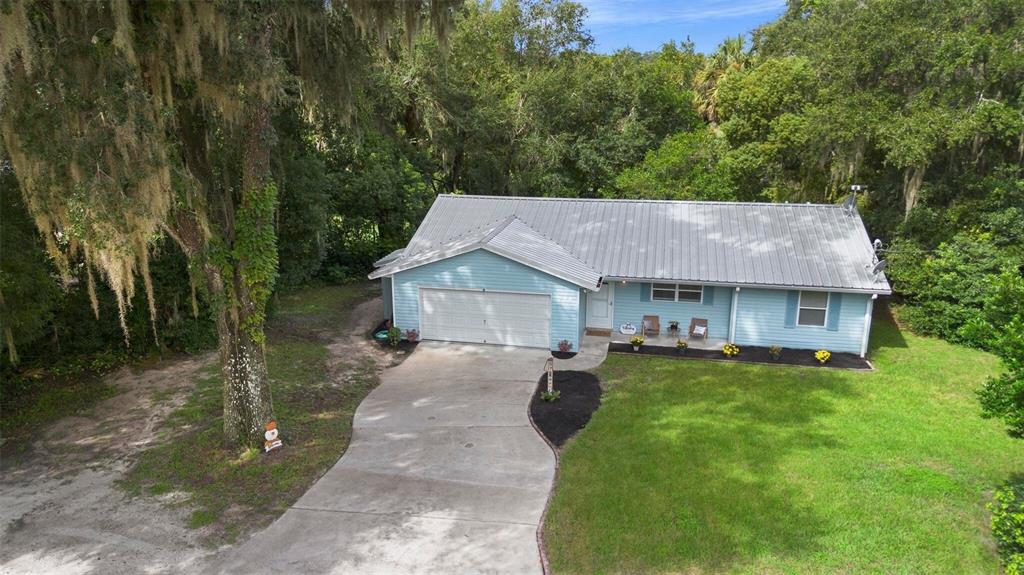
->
[826,293,842,331]
[703,286,714,306]
[784,290,799,328]
[640,283,650,302]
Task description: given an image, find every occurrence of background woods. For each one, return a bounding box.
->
[1,0,1022,440]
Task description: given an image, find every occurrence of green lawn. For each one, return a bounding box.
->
[544,311,1021,574]
[122,283,380,544]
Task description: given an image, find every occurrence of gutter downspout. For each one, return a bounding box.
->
[860,294,877,358]
[728,287,740,344]
[391,275,397,325]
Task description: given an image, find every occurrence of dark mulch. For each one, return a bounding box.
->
[551,351,577,359]
[607,342,872,370]
[530,371,602,447]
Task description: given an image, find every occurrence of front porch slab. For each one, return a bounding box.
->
[609,331,728,351]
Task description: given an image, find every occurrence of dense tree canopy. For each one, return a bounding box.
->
[2,0,1022,445]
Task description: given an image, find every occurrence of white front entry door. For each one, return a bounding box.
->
[586,282,614,329]
[419,287,551,348]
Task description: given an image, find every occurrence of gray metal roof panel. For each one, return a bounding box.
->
[385,195,890,293]
[369,216,603,290]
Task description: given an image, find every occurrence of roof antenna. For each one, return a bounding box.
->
[869,259,887,280]
[843,184,866,216]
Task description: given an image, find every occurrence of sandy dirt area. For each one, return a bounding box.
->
[0,296,391,575]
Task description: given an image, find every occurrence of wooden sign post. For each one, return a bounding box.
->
[545,357,554,394]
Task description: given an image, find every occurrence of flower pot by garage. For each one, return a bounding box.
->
[632,345,641,352]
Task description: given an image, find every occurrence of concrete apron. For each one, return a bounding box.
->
[213,341,561,575]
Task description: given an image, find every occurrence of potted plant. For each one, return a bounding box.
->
[815,349,831,365]
[405,329,419,342]
[630,335,645,351]
[722,343,740,358]
[387,326,403,348]
[675,339,688,355]
[558,339,573,353]
[768,345,782,361]
[668,320,680,336]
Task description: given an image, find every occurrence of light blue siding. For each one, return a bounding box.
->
[392,249,581,351]
[733,288,869,354]
[612,282,733,339]
[381,277,393,321]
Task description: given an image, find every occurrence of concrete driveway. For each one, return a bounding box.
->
[214,341,560,575]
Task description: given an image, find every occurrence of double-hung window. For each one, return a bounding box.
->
[797,291,829,327]
[651,283,703,303]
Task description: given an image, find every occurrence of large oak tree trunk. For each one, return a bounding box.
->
[168,60,278,448]
[207,262,275,446]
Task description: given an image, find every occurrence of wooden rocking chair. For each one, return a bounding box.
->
[642,315,661,336]
[689,318,709,340]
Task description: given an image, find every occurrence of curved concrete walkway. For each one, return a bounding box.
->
[215,341,594,575]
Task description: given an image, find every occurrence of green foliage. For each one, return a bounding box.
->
[320,134,433,282]
[540,389,561,402]
[989,479,1024,575]
[0,163,60,365]
[386,326,402,348]
[235,183,280,344]
[889,231,1022,346]
[391,0,701,197]
[612,130,734,200]
[978,316,1024,438]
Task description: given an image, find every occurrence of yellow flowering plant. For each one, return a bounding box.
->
[815,349,831,364]
[630,335,645,348]
[722,343,740,357]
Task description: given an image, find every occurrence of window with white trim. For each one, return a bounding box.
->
[797,291,829,326]
[651,283,703,303]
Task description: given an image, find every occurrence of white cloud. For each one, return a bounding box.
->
[578,0,786,26]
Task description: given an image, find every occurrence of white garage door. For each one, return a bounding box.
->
[419,288,551,348]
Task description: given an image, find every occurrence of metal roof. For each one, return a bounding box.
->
[374,195,891,294]
[373,248,405,267]
[369,216,603,290]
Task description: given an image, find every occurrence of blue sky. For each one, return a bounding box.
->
[576,0,787,54]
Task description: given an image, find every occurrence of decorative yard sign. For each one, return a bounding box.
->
[264,421,283,453]
[545,357,554,393]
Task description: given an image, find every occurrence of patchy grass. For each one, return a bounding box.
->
[1,374,118,457]
[121,283,380,545]
[544,309,1023,574]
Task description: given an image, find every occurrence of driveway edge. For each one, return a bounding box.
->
[527,384,560,575]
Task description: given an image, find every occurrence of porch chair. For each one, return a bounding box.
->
[689,318,709,340]
[642,315,661,336]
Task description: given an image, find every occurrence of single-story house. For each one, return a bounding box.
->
[369,195,891,358]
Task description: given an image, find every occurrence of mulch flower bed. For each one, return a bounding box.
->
[607,342,872,370]
[551,351,577,360]
[370,320,420,353]
[530,371,602,447]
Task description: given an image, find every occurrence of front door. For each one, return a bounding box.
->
[586,282,614,330]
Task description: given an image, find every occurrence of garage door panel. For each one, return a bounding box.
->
[419,288,551,348]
